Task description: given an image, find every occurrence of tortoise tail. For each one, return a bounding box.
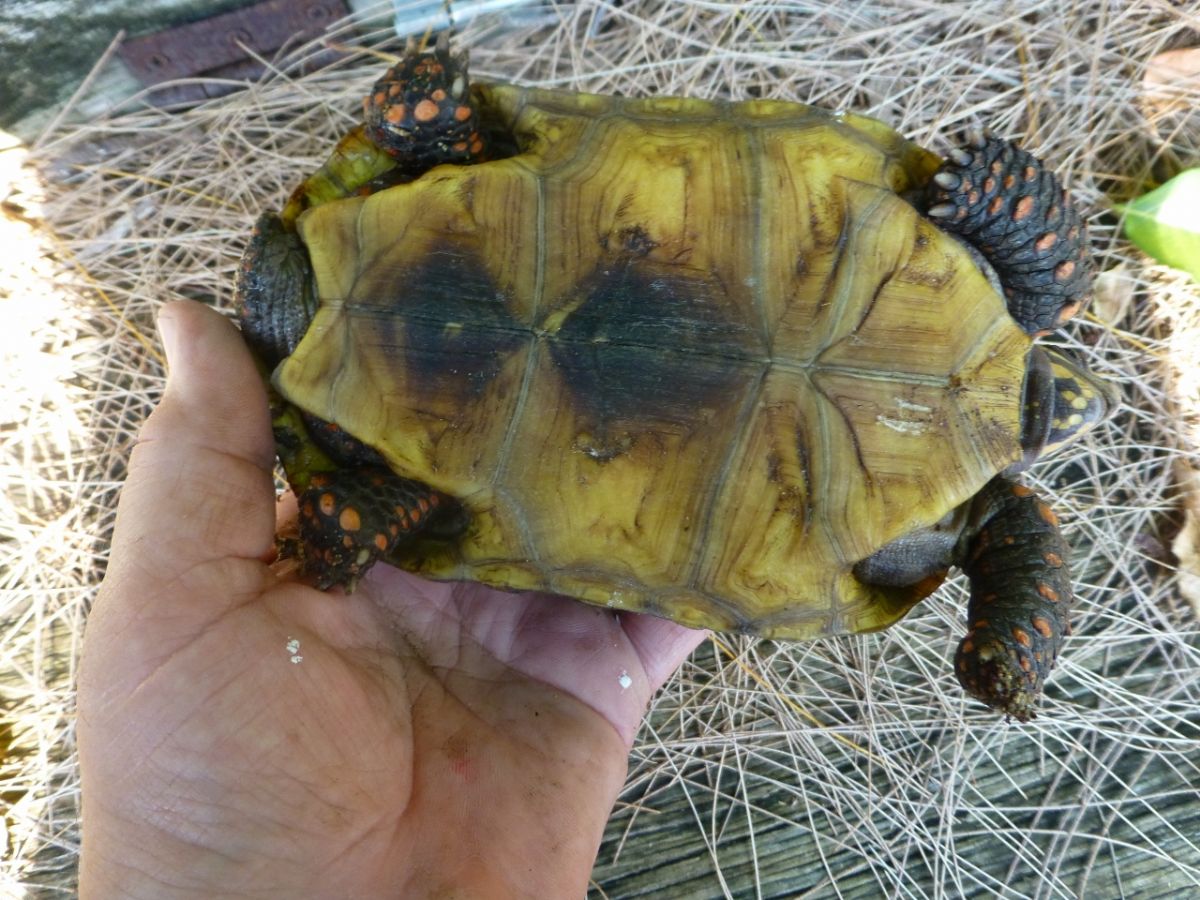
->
[925,133,1093,336]
[956,477,1073,721]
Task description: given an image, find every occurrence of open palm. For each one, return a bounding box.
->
[77,301,704,899]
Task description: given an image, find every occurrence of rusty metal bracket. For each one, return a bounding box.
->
[118,0,350,106]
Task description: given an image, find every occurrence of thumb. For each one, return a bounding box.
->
[101,300,278,621]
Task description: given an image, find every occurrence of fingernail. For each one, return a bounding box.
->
[157,309,182,369]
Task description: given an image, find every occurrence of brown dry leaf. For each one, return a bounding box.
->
[1173,467,1200,617]
[1142,47,1200,138]
[1153,275,1200,618]
[1143,47,1200,107]
[1091,263,1136,325]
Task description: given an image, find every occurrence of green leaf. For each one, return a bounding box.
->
[1117,169,1200,281]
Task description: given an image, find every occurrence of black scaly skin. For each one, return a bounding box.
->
[926,135,1094,716]
[294,414,464,589]
[263,398,464,591]
[925,134,1094,336]
[956,477,1074,720]
[302,412,393,467]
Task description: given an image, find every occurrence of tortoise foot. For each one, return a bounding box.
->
[364,34,484,171]
[296,467,457,591]
[925,132,1093,336]
[956,478,1073,721]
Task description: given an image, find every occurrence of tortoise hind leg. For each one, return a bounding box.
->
[281,34,485,226]
[852,508,963,588]
[955,477,1074,720]
[924,133,1093,336]
[361,33,484,172]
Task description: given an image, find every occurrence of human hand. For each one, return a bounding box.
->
[77,300,705,899]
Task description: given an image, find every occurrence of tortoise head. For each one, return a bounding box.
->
[1012,345,1118,472]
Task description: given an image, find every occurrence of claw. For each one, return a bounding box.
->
[934,171,961,190]
[966,128,988,149]
[927,203,958,218]
[949,148,973,167]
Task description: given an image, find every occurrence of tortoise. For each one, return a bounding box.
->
[236,38,1116,720]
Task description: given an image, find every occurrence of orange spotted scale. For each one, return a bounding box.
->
[360,43,483,174]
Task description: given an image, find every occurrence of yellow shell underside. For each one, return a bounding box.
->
[276,83,1031,639]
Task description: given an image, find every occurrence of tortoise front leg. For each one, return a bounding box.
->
[281,35,485,226]
[955,477,1074,720]
[271,401,463,591]
[294,464,459,591]
[924,133,1093,336]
